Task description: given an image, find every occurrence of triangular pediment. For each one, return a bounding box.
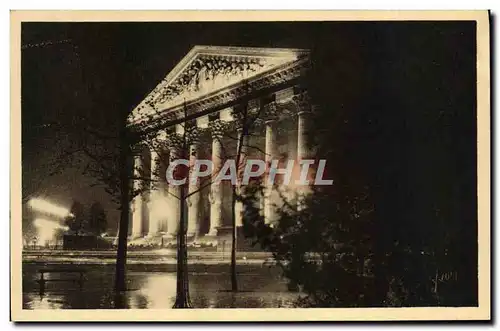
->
[130,45,309,124]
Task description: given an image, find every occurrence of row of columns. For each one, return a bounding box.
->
[130,95,310,239]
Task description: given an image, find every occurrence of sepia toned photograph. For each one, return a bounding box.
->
[10,11,490,321]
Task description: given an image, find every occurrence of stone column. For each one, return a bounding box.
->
[235,128,248,227]
[286,119,299,204]
[147,149,162,237]
[295,91,312,207]
[264,118,278,225]
[297,110,310,160]
[166,145,180,238]
[208,133,223,236]
[187,141,201,238]
[131,153,144,238]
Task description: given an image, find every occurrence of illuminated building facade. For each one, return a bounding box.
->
[127,46,312,242]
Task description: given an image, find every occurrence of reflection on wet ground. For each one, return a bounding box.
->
[23,263,300,309]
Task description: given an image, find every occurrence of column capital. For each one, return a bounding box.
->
[292,90,311,115]
[263,101,279,124]
[148,129,170,150]
[166,132,184,150]
[186,126,200,146]
[209,119,227,139]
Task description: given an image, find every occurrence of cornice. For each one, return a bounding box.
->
[128,46,310,127]
[129,56,309,129]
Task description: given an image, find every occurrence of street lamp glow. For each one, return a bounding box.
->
[33,218,69,244]
[29,198,71,218]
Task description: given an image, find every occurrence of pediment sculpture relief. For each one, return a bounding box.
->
[154,56,280,108]
[129,47,308,125]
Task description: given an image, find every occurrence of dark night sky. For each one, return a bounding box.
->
[21,21,477,237]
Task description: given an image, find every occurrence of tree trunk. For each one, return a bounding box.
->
[230,130,245,293]
[114,133,131,293]
[173,105,192,308]
[173,177,192,307]
[229,96,250,293]
[231,187,238,292]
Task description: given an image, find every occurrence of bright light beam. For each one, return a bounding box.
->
[29,198,71,218]
[33,218,69,244]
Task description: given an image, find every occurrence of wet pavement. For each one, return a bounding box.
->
[22,263,300,309]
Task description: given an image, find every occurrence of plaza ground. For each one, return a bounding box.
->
[22,249,298,309]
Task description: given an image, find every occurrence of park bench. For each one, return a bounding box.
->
[37,268,87,289]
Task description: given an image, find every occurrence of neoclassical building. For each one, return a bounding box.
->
[127,45,312,243]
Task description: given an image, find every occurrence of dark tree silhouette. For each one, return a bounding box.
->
[65,200,86,235]
[242,23,477,307]
[88,201,108,235]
